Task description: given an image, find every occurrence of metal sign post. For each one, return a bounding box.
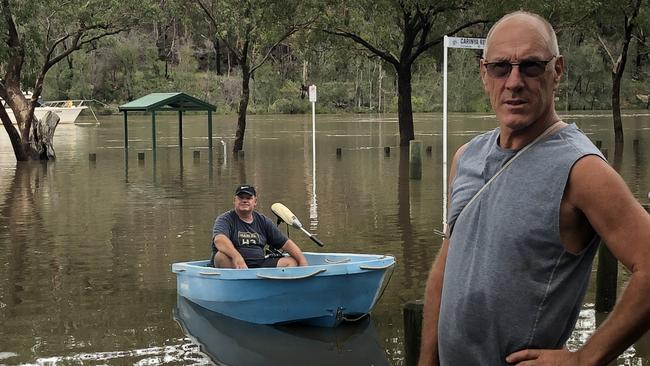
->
[442,36,485,235]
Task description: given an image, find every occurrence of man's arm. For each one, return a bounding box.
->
[214,234,247,269]
[281,239,308,266]
[507,155,650,365]
[418,239,449,366]
[419,143,467,366]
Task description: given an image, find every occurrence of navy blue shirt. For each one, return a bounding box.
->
[212,210,288,261]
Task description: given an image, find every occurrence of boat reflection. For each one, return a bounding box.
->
[173,296,390,366]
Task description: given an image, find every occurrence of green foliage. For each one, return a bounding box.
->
[1,0,159,92]
[5,0,650,115]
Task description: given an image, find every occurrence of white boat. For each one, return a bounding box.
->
[2,96,89,124]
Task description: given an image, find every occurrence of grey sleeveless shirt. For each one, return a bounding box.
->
[438,123,603,365]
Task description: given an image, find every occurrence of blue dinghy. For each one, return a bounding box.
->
[172,252,395,327]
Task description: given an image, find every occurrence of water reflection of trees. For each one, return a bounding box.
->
[0,163,50,317]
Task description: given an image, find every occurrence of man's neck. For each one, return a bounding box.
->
[236,210,254,224]
[499,113,563,150]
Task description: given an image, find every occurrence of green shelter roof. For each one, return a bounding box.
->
[118,92,216,112]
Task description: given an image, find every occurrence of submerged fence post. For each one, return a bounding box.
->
[404,300,424,366]
[595,147,617,312]
[409,140,422,180]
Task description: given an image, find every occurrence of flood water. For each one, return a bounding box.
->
[1,111,649,365]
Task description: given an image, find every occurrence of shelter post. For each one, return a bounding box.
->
[208,110,213,151]
[123,111,129,150]
[152,111,157,153]
[179,111,184,148]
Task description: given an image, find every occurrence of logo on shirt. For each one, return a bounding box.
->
[238,231,260,246]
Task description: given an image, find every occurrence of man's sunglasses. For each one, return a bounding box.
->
[482,56,556,78]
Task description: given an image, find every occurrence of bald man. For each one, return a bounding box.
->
[419,10,650,366]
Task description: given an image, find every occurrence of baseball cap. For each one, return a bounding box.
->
[234,184,256,196]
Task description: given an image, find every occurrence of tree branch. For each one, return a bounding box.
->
[598,35,616,65]
[414,19,488,60]
[322,28,400,66]
[195,0,241,60]
[2,0,25,89]
[250,23,308,73]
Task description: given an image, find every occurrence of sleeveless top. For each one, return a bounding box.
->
[438,123,604,365]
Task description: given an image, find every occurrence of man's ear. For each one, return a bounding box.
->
[553,55,564,87]
[479,59,488,91]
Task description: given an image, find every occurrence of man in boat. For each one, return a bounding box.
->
[211,184,308,269]
[419,10,650,366]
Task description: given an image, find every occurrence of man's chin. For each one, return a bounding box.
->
[496,114,535,131]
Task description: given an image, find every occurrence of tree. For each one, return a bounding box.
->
[196,0,312,152]
[594,0,646,146]
[321,0,489,146]
[0,0,156,161]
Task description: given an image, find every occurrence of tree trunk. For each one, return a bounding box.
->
[611,71,624,146]
[396,63,415,146]
[0,106,27,160]
[212,37,222,75]
[1,91,59,160]
[30,111,59,159]
[233,64,251,152]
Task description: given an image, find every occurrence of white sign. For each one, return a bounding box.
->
[309,85,317,102]
[446,37,485,50]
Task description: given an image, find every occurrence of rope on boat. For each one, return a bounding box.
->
[342,313,369,322]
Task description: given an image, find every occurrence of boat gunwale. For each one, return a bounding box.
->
[172,252,395,280]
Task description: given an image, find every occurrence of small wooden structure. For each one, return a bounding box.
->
[118,92,217,152]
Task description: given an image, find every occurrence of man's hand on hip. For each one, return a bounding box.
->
[506,348,584,365]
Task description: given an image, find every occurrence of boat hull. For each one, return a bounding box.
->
[172,252,395,327]
[4,106,87,124]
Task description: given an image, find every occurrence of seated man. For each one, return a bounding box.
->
[211,184,308,268]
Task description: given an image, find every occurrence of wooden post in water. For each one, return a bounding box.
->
[404,300,424,366]
[633,139,639,152]
[384,147,391,156]
[595,140,602,149]
[426,146,432,155]
[410,140,422,180]
[595,148,618,312]
[193,151,200,161]
[89,153,96,161]
[138,152,145,162]
[336,148,342,158]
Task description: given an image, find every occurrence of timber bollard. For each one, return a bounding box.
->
[426,146,432,155]
[410,140,422,180]
[384,147,391,156]
[595,140,602,149]
[89,153,96,161]
[404,300,424,366]
[595,240,618,312]
[193,151,200,160]
[595,146,617,312]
